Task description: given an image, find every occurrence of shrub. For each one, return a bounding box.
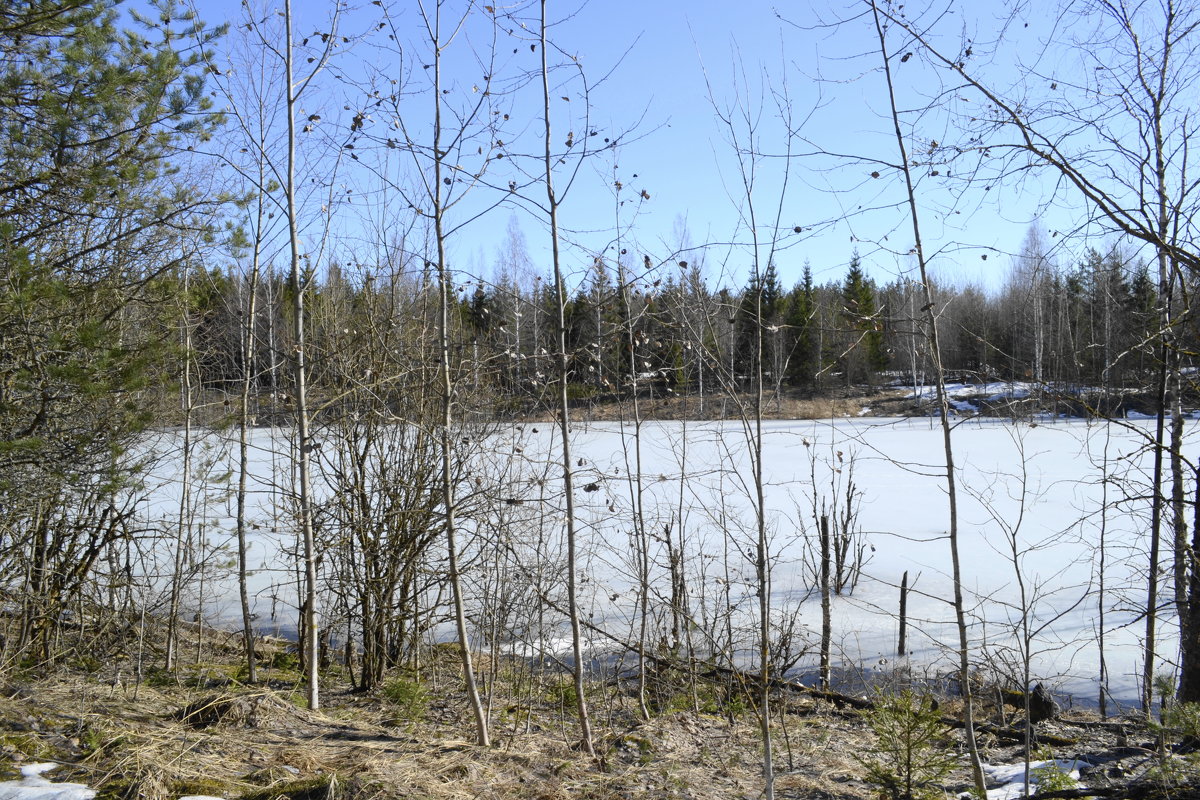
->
[271,650,300,671]
[1147,682,1200,787]
[1031,747,1078,793]
[382,674,428,720]
[857,690,956,800]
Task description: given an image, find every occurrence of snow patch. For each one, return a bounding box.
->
[0,764,95,800]
[981,759,1086,800]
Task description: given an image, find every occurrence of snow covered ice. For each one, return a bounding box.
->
[134,413,1199,707]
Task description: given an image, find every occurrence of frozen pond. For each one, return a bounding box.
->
[136,414,1194,710]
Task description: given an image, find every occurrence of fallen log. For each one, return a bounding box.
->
[526,567,1081,747]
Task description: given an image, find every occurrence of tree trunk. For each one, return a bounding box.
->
[820,514,832,690]
[283,0,320,711]
[235,212,264,683]
[539,0,594,756]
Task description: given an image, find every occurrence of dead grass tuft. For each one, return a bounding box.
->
[176,692,303,730]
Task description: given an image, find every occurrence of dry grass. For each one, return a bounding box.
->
[0,630,1158,800]
[0,650,890,800]
[534,386,919,424]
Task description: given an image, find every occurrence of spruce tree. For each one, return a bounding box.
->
[735,261,783,384]
[784,264,818,389]
[840,254,887,384]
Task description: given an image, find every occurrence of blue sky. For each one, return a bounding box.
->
[183,0,1112,295]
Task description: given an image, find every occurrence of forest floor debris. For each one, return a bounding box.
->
[0,641,1190,800]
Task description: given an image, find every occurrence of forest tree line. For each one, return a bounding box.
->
[180,231,1174,423]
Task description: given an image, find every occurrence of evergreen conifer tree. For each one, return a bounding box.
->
[840,254,887,384]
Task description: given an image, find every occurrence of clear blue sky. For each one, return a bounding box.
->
[184,0,1108,295]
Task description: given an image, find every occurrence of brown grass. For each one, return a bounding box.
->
[0,653,885,800]
[561,387,918,424]
[0,627,1156,800]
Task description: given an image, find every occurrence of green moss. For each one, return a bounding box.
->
[143,665,175,687]
[0,731,59,761]
[614,734,655,765]
[95,777,136,800]
[70,655,103,674]
[659,682,747,717]
[173,777,233,796]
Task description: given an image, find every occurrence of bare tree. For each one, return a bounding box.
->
[537,0,594,755]
[608,180,656,721]
[693,49,812,800]
[865,2,987,792]
[385,0,501,748]
[166,265,197,672]
[282,0,340,711]
[195,8,291,682]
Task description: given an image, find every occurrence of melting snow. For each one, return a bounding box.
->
[981,759,1087,800]
[0,764,94,800]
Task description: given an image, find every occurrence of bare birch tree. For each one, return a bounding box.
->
[281,0,340,711]
[538,0,594,755]
[865,2,987,793]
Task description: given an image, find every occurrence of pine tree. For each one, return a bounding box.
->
[0,0,223,475]
[0,0,224,658]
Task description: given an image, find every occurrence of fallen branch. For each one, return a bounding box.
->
[515,546,1082,748]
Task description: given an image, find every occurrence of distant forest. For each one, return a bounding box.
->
[183,230,1169,421]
